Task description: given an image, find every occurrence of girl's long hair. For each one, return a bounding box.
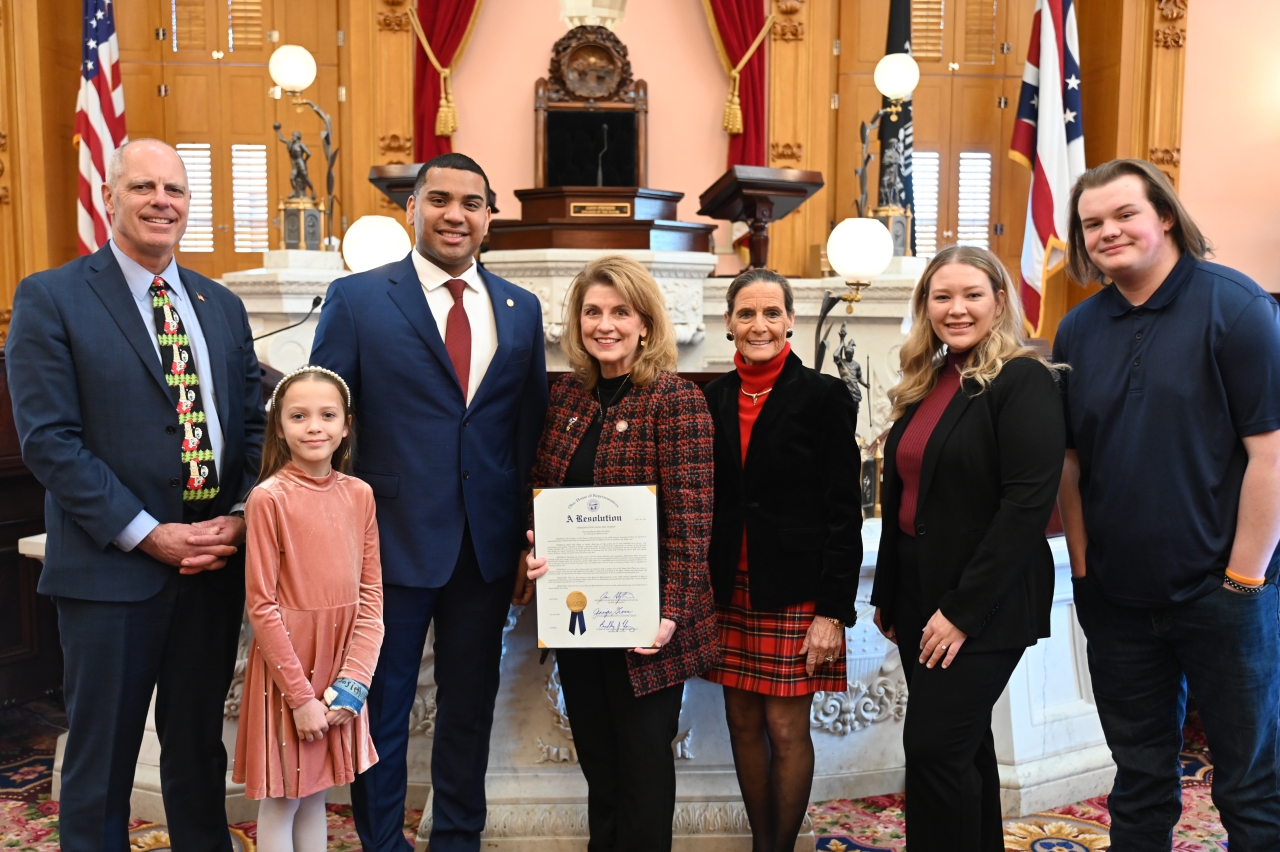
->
[259,369,355,483]
[888,245,1062,421]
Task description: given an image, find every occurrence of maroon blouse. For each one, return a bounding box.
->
[896,353,965,535]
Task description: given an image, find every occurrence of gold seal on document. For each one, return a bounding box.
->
[566,591,588,612]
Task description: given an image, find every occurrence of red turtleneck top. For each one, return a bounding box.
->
[896,352,966,536]
[735,342,790,571]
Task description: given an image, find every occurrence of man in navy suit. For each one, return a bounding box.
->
[311,154,547,852]
[6,139,265,852]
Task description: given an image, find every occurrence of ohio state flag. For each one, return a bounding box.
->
[1009,0,1085,332]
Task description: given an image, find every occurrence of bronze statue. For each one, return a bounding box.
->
[878,138,905,211]
[274,123,316,201]
[833,323,869,408]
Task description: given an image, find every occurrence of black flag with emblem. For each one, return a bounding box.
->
[878,0,915,252]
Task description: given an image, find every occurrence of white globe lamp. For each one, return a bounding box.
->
[873,53,920,101]
[268,45,318,94]
[342,216,412,273]
[826,217,895,313]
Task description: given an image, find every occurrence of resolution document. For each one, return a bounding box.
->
[533,484,660,649]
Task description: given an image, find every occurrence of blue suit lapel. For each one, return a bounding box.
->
[180,269,231,427]
[84,247,170,400]
[467,267,517,412]
[384,254,463,396]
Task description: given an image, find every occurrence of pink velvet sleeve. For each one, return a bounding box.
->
[244,488,316,709]
[336,486,384,687]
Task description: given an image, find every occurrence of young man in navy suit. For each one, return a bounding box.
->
[7,139,265,852]
[311,154,547,852]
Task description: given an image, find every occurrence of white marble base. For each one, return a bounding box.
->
[480,248,718,354]
[220,249,349,373]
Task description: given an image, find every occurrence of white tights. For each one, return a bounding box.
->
[256,789,329,852]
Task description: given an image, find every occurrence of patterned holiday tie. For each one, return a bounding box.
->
[150,276,219,503]
[444,278,472,400]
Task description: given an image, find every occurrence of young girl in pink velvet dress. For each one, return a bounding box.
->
[233,366,384,852]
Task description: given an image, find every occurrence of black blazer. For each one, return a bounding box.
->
[705,352,862,623]
[870,356,1064,651]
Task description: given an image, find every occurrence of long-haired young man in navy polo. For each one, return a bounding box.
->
[1055,159,1280,851]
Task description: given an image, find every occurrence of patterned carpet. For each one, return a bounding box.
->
[1,698,1228,850]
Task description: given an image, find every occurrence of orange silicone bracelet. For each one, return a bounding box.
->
[1225,568,1265,587]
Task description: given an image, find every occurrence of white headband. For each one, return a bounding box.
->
[269,365,352,411]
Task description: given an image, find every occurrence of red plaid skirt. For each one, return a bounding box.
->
[703,566,847,696]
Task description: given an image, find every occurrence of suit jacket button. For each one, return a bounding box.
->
[166,425,177,434]
[463,471,470,480]
[915,523,926,536]
[170,478,181,487]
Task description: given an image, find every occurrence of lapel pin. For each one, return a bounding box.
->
[566,416,578,432]
[506,298,515,307]
[196,293,206,302]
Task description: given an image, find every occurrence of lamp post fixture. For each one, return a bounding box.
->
[341,215,412,273]
[854,52,921,246]
[268,45,340,251]
[826,217,895,315]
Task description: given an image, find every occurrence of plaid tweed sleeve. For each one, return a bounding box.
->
[654,377,715,627]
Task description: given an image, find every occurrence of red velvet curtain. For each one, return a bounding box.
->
[413,0,481,163]
[705,0,768,168]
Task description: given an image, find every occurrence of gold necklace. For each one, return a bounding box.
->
[740,386,773,405]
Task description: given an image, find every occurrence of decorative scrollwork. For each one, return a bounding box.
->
[771,142,804,162]
[545,26,636,104]
[811,650,909,735]
[1149,147,1181,166]
[0,187,9,205]
[0,130,7,151]
[378,134,414,156]
[223,618,254,720]
[1153,26,1187,48]
[776,0,804,13]
[377,12,413,32]
[1158,0,1187,20]
[773,21,804,41]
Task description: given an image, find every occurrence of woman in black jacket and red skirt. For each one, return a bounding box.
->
[703,269,863,852]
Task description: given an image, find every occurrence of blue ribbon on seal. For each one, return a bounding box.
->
[569,610,586,634]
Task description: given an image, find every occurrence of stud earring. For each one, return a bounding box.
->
[640,337,647,347]
[785,329,794,339]
[726,332,734,341]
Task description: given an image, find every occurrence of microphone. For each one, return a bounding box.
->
[596,124,609,187]
[253,296,323,341]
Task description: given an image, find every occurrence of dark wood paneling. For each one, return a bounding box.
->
[0,349,59,708]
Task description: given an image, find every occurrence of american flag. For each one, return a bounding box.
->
[75,0,128,255]
[1009,0,1084,333]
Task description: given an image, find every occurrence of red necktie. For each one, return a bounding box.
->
[444,278,472,399]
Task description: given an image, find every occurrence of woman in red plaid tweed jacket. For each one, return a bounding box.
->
[522,255,718,852]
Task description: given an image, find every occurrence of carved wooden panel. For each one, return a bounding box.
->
[767,0,838,278]
[0,0,17,338]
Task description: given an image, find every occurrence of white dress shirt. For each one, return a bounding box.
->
[410,250,498,406]
[109,240,236,550]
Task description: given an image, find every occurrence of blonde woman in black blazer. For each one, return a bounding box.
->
[871,245,1065,852]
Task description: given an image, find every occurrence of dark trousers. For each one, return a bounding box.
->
[55,563,244,852]
[1073,575,1280,852]
[894,536,1024,852]
[352,530,513,852]
[556,647,685,852]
